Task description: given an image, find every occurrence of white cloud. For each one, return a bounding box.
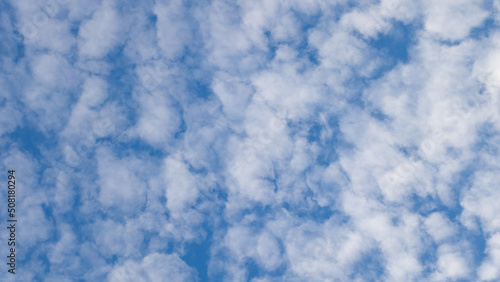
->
[123,6,160,63]
[341,8,391,38]
[48,224,78,266]
[154,0,192,60]
[341,0,418,38]
[92,218,144,259]
[65,0,102,21]
[462,171,500,234]
[79,76,108,107]
[423,0,489,41]
[212,72,253,121]
[163,156,200,217]
[435,244,471,280]
[478,233,500,280]
[78,0,125,58]
[62,76,108,138]
[53,171,75,214]
[129,90,181,147]
[0,82,23,136]
[310,29,376,73]
[96,147,149,214]
[283,220,371,281]
[30,53,79,88]
[108,253,197,282]
[25,19,75,53]
[256,231,282,270]
[424,212,457,242]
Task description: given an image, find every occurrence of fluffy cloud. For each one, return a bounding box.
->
[108,253,198,282]
[96,147,150,215]
[423,0,489,41]
[78,0,126,58]
[129,90,181,148]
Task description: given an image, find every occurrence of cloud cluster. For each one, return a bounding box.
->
[1,0,499,281]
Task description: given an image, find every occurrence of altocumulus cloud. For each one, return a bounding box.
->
[0,0,499,281]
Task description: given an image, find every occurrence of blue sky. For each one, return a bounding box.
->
[1,0,500,281]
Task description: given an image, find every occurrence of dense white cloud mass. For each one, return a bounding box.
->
[1,0,499,280]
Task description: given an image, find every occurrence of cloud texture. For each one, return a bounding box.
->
[1,0,499,281]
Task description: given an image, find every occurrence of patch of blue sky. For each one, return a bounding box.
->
[186,77,214,100]
[469,0,498,39]
[369,21,416,65]
[4,125,48,159]
[350,248,385,281]
[466,227,488,268]
[230,204,275,230]
[0,2,21,59]
[245,257,288,281]
[298,118,351,189]
[96,137,164,158]
[282,201,339,223]
[370,108,392,122]
[470,17,497,40]
[105,45,136,96]
[473,122,499,156]
[413,182,464,219]
[182,226,213,282]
